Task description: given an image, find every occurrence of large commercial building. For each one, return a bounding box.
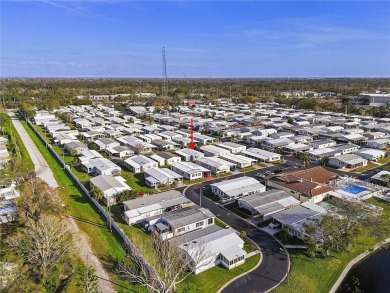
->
[353,93,390,107]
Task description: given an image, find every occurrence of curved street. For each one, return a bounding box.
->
[183,171,290,293]
[181,158,385,293]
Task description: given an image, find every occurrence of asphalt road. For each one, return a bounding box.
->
[8,112,59,188]
[180,157,387,293]
[182,169,292,293]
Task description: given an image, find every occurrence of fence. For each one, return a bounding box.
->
[20,112,153,270]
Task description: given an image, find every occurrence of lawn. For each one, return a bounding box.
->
[273,197,390,293]
[5,116,34,172]
[215,217,229,229]
[238,166,257,172]
[203,188,220,202]
[110,202,260,293]
[215,172,232,178]
[121,169,156,194]
[183,177,206,185]
[378,156,390,164]
[177,254,260,293]
[351,161,379,173]
[110,205,160,268]
[21,120,145,292]
[243,237,258,253]
[224,202,251,219]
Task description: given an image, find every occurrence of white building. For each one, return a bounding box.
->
[242,148,281,163]
[220,153,256,168]
[123,155,158,173]
[89,175,131,204]
[170,162,210,180]
[218,142,246,154]
[210,176,266,203]
[196,157,235,174]
[176,226,247,274]
[123,190,192,225]
[81,158,121,176]
[329,154,368,169]
[237,189,300,220]
[175,148,205,162]
[144,168,183,188]
[354,148,386,161]
[200,145,231,157]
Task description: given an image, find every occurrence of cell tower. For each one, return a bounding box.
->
[162,46,168,97]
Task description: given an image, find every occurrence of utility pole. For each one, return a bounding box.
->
[162,47,168,97]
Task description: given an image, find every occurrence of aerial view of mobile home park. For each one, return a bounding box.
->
[2,1,390,293]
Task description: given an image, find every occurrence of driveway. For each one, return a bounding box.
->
[261,226,281,236]
[184,182,289,293]
[8,112,58,188]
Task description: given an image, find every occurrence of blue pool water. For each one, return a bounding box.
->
[341,184,367,194]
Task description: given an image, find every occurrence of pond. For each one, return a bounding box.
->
[337,245,390,293]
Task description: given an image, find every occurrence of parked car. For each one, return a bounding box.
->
[269,222,281,229]
[264,170,274,175]
[256,173,265,178]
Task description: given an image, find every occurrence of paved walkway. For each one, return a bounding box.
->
[9,113,114,293]
[8,112,58,188]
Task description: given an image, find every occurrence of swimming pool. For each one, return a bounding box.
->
[342,184,367,195]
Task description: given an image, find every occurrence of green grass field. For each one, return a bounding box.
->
[203,188,220,202]
[121,169,156,194]
[4,117,34,172]
[237,166,257,172]
[177,254,261,293]
[20,120,145,292]
[378,156,390,164]
[224,202,251,219]
[273,197,390,293]
[351,161,379,173]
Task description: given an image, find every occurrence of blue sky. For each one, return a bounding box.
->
[1,1,390,77]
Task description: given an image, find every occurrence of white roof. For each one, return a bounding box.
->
[177,227,245,261]
[243,147,280,159]
[200,145,230,154]
[171,161,209,173]
[220,153,256,164]
[90,175,131,198]
[354,148,386,156]
[197,157,235,168]
[211,176,265,198]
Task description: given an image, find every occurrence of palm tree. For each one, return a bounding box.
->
[297,152,312,168]
[90,186,104,202]
[320,156,330,166]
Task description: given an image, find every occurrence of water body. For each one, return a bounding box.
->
[337,245,390,293]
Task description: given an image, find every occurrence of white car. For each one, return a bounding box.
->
[256,173,265,178]
[264,170,274,176]
[269,222,281,229]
